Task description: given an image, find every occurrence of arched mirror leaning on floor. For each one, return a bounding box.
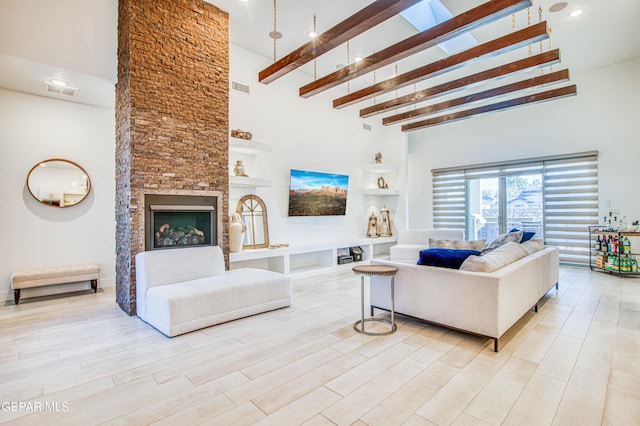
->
[236,194,269,249]
[26,158,92,208]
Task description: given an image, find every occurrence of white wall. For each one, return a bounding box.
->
[0,89,115,302]
[0,44,409,303]
[228,44,406,245]
[407,57,640,228]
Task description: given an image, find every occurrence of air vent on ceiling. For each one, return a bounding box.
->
[45,82,79,97]
[231,81,250,94]
[363,123,372,131]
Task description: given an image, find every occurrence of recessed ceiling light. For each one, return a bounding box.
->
[268,31,283,40]
[44,81,78,96]
[548,2,568,13]
[308,31,318,39]
[353,56,363,63]
[569,8,583,17]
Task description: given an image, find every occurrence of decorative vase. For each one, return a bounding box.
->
[379,206,392,237]
[229,214,246,253]
[377,176,388,189]
[233,160,247,177]
[366,212,379,238]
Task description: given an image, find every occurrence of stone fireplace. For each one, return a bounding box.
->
[115,0,229,316]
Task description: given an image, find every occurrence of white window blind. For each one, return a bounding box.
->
[432,151,598,265]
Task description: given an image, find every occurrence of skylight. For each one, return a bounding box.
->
[400,0,478,55]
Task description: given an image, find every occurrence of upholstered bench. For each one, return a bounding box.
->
[135,245,292,337]
[10,264,100,304]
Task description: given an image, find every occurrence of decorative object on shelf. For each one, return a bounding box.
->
[374,152,382,164]
[337,247,353,264]
[268,243,290,249]
[237,194,269,249]
[233,160,249,177]
[379,205,392,237]
[26,158,92,208]
[229,214,246,253]
[350,246,364,262]
[366,212,379,238]
[231,129,252,140]
[377,176,389,189]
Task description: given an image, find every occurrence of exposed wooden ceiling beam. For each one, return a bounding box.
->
[401,85,577,132]
[299,0,532,98]
[384,69,570,125]
[258,0,423,84]
[360,49,561,118]
[334,21,549,109]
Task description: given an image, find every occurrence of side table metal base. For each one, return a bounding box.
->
[354,318,397,336]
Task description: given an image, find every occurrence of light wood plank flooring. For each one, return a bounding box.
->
[0,266,639,425]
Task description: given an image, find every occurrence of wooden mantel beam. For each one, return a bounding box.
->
[384,69,570,125]
[258,0,422,84]
[401,85,577,132]
[360,49,561,118]
[299,0,532,98]
[334,21,549,109]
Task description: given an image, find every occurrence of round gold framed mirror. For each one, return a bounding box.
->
[27,158,92,208]
[236,194,269,249]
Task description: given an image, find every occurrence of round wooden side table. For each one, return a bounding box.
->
[352,264,398,336]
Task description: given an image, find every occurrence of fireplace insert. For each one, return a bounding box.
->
[145,194,217,250]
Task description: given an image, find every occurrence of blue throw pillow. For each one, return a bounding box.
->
[510,228,536,243]
[417,248,482,269]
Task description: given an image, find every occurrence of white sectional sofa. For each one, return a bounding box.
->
[371,230,559,351]
[136,245,292,337]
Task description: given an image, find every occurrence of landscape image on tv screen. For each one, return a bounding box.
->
[288,169,349,216]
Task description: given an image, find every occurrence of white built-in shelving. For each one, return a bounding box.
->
[229,236,397,275]
[362,163,399,197]
[229,137,272,188]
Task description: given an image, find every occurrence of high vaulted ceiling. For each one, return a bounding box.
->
[0,0,638,110]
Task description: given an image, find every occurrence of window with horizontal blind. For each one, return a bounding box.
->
[432,151,598,265]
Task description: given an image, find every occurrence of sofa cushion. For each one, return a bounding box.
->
[429,238,485,251]
[144,268,292,337]
[510,228,536,243]
[418,248,482,269]
[390,244,428,262]
[397,229,465,244]
[460,241,529,273]
[520,238,545,255]
[136,246,225,289]
[484,230,523,251]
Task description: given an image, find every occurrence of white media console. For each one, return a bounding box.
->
[229,236,397,275]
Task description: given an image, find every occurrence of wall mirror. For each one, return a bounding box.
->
[27,158,92,208]
[236,194,269,249]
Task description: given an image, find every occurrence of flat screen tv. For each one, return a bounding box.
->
[288,169,349,216]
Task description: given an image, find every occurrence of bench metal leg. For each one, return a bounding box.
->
[13,289,20,305]
[494,338,499,352]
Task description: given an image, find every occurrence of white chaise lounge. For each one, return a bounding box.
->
[135,245,292,337]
